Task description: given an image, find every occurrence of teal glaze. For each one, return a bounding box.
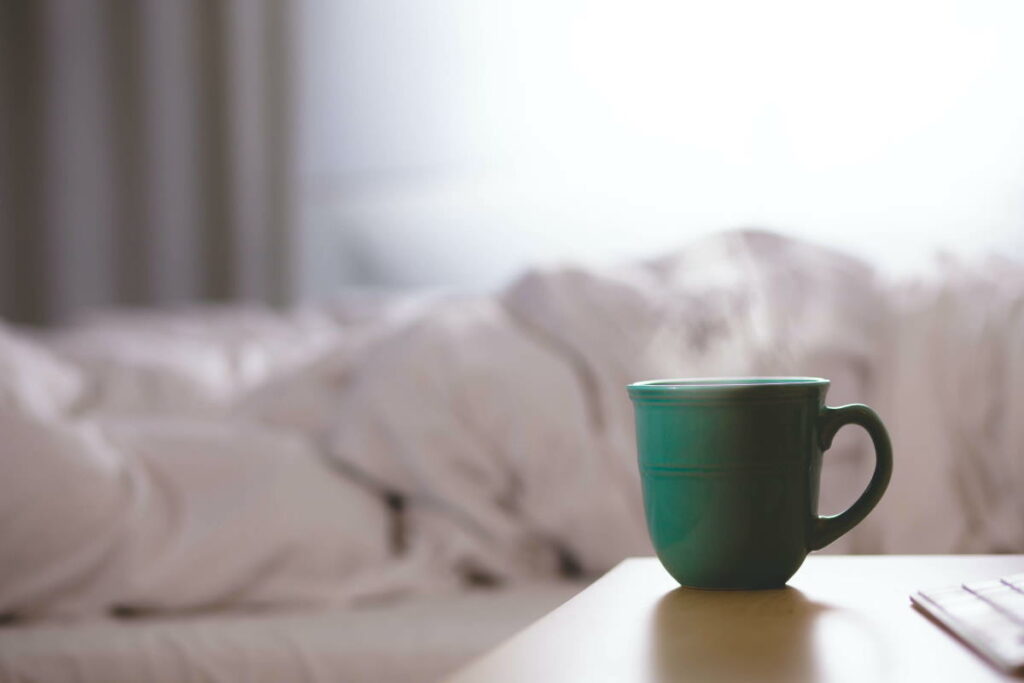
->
[627,378,892,589]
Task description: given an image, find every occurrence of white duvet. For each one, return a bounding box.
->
[1,230,1021,618]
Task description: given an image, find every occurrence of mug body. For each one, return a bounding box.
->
[628,378,829,589]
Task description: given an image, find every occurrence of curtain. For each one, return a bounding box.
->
[0,0,295,326]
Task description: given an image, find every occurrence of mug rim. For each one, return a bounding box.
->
[628,376,829,401]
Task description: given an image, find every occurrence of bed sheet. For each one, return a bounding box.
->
[0,582,582,683]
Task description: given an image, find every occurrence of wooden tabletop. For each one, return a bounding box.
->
[448,555,1024,682]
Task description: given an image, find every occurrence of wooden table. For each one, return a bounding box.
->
[448,555,1024,682]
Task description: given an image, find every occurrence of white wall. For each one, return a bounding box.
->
[297,0,1024,294]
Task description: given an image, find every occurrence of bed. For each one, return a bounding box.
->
[0,583,580,682]
[1,230,1021,681]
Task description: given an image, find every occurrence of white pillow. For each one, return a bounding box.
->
[0,412,129,616]
[45,308,343,418]
[0,411,392,618]
[0,323,84,418]
[102,419,393,612]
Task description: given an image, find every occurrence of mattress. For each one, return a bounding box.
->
[0,582,582,683]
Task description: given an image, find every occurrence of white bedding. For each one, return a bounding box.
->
[0,412,391,618]
[1,229,1022,625]
[0,582,582,683]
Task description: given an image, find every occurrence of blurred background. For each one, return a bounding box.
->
[2,5,1024,678]
[2,0,1023,325]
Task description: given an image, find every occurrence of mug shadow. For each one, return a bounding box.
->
[650,585,831,682]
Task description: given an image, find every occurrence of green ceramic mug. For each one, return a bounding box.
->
[627,377,892,589]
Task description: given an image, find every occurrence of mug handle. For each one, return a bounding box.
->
[809,404,893,550]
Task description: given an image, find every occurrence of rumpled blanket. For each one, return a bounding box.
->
[1,230,1021,617]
